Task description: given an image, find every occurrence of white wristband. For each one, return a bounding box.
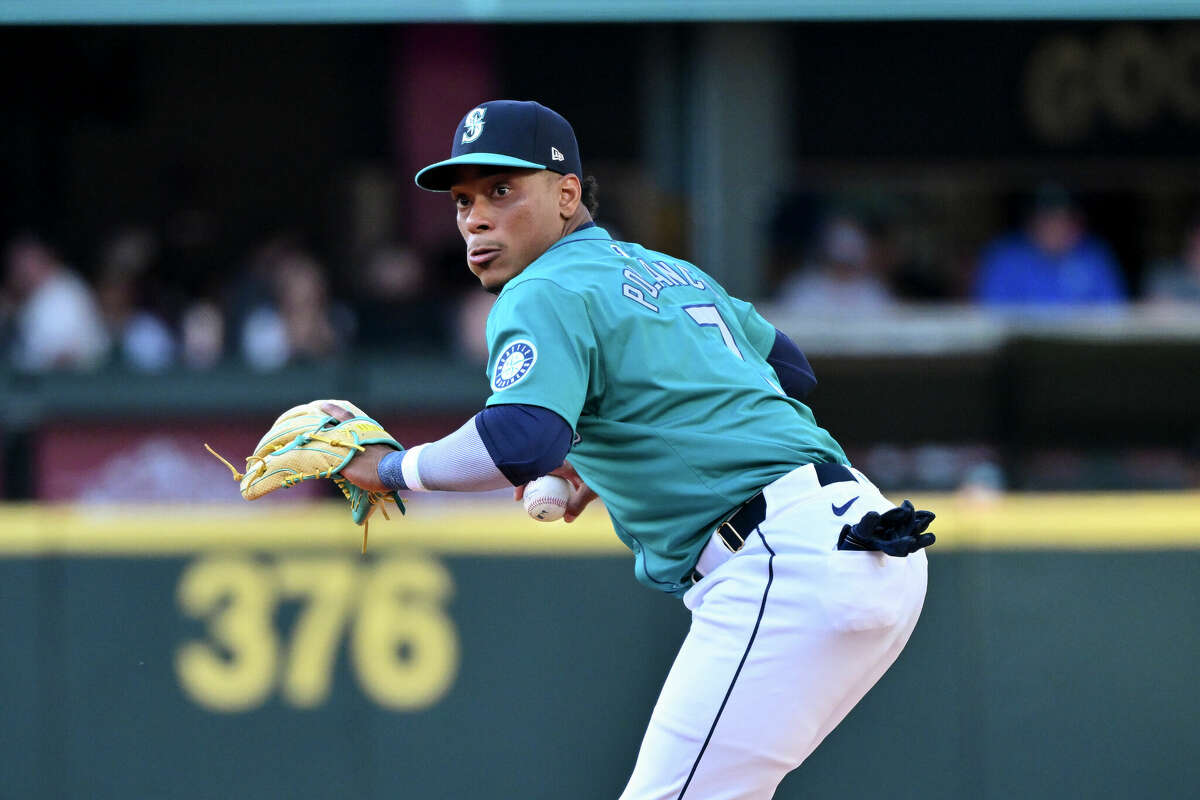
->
[400,443,429,492]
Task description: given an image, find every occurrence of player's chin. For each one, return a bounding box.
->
[478,268,513,294]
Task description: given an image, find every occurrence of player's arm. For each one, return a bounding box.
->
[337,278,601,512]
[326,403,569,493]
[329,401,600,522]
[386,404,573,491]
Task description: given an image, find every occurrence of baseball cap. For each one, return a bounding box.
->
[415,100,582,192]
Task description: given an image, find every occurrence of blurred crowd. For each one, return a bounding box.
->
[3,182,1200,374]
[768,183,1200,315]
[0,226,493,373]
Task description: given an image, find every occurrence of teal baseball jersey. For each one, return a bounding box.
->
[484,226,848,595]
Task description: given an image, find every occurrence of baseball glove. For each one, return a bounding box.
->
[206,399,405,552]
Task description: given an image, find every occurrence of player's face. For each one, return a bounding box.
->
[450,167,567,293]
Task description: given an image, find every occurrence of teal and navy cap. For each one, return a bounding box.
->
[415,100,582,192]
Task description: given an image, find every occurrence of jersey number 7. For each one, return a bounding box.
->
[685,303,786,396]
[683,304,744,361]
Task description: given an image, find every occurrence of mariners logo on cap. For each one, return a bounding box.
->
[461,107,486,144]
[493,339,537,390]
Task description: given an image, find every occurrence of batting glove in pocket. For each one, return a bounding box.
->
[836,500,935,557]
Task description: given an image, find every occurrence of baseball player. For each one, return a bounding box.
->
[330,100,933,799]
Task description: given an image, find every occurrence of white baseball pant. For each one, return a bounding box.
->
[619,464,929,799]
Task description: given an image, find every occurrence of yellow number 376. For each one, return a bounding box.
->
[175,555,458,713]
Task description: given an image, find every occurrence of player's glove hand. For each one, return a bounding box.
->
[206,399,405,552]
[836,500,935,557]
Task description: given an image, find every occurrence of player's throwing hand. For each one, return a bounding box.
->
[513,461,599,523]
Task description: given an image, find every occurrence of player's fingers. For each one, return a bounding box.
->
[549,461,582,489]
[320,402,354,422]
[563,485,598,523]
[514,484,526,502]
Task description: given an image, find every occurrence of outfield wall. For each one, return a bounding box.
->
[1,495,1198,799]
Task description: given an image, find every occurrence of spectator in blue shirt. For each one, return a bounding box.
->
[974,184,1126,306]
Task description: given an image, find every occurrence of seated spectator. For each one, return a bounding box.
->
[1143,214,1200,304]
[974,184,1126,306]
[180,300,225,369]
[4,235,109,371]
[777,214,894,312]
[353,244,450,351]
[240,245,353,370]
[96,227,177,371]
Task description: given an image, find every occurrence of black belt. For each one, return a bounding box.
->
[690,462,856,583]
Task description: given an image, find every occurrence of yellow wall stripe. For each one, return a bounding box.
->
[1,492,1199,556]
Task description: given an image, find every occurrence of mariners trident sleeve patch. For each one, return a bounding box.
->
[492,340,537,390]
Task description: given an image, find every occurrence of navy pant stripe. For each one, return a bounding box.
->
[677,528,776,799]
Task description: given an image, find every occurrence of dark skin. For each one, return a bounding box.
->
[326,165,598,521]
[455,166,590,293]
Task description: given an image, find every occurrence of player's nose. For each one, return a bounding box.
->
[464,201,493,233]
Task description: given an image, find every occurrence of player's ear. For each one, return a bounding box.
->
[557,173,582,219]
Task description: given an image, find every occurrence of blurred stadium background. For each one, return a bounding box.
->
[2,2,1199,798]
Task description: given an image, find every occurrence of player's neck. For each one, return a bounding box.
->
[560,210,595,240]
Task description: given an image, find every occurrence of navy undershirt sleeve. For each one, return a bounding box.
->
[766,328,817,400]
[475,404,573,486]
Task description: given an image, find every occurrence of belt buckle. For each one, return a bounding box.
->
[717,519,746,553]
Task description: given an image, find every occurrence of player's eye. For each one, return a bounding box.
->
[454,194,470,208]
[493,185,511,198]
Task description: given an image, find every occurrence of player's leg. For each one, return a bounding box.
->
[620,548,925,800]
[774,549,928,773]
[619,473,927,799]
[728,476,929,791]
[798,573,925,764]
[618,546,793,800]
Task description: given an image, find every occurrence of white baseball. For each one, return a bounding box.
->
[523,475,572,522]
